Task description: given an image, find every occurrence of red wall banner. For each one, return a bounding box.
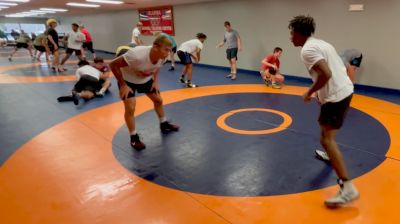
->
[138,6,175,36]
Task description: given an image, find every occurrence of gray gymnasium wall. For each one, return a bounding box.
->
[57,0,400,90]
[0,17,47,24]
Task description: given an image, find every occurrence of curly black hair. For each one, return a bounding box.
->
[196,33,207,39]
[288,15,316,37]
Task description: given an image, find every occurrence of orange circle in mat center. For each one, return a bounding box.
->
[216,108,292,135]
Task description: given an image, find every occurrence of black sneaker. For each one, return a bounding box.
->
[160,121,179,133]
[130,134,146,150]
[179,76,186,83]
[168,66,175,71]
[72,92,80,105]
[57,95,73,102]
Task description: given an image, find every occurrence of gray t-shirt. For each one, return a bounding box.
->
[340,49,362,66]
[224,29,239,49]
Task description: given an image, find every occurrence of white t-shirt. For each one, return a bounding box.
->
[177,39,203,55]
[301,37,353,104]
[76,65,101,81]
[131,27,141,44]
[67,31,85,50]
[121,46,165,84]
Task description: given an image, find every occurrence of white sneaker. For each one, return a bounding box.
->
[186,82,197,88]
[325,180,359,208]
[315,149,330,161]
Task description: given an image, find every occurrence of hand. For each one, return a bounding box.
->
[150,81,160,92]
[238,46,242,51]
[303,91,312,103]
[119,83,133,100]
[191,55,198,63]
[54,45,58,51]
[216,43,223,48]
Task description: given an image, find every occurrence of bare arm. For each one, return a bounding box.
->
[110,56,128,85]
[99,72,110,80]
[261,59,277,69]
[195,48,202,62]
[216,40,225,48]
[150,68,161,92]
[47,35,58,49]
[216,35,226,48]
[237,34,242,51]
[132,36,143,45]
[346,64,356,83]
[304,59,332,101]
[109,56,133,99]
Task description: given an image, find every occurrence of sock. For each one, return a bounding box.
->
[99,88,106,94]
[160,117,167,123]
[130,130,137,136]
[181,74,185,78]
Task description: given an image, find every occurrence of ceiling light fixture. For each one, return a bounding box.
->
[3,0,29,2]
[86,0,123,4]
[40,8,68,12]
[0,2,18,6]
[66,2,100,8]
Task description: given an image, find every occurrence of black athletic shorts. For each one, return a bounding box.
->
[319,94,353,129]
[119,79,156,99]
[82,41,95,53]
[34,45,46,52]
[73,75,102,93]
[226,48,238,60]
[269,67,277,75]
[66,48,82,56]
[16,43,29,49]
[177,50,192,65]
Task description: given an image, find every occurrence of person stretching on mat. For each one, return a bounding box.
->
[33,33,50,62]
[177,33,207,88]
[8,30,33,61]
[109,35,179,150]
[289,15,359,208]
[260,47,285,89]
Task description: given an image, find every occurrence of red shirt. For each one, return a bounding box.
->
[80,28,92,42]
[260,54,280,70]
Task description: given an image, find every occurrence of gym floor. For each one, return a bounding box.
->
[0,47,399,224]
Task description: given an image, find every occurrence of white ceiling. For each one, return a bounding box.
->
[0,0,224,17]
